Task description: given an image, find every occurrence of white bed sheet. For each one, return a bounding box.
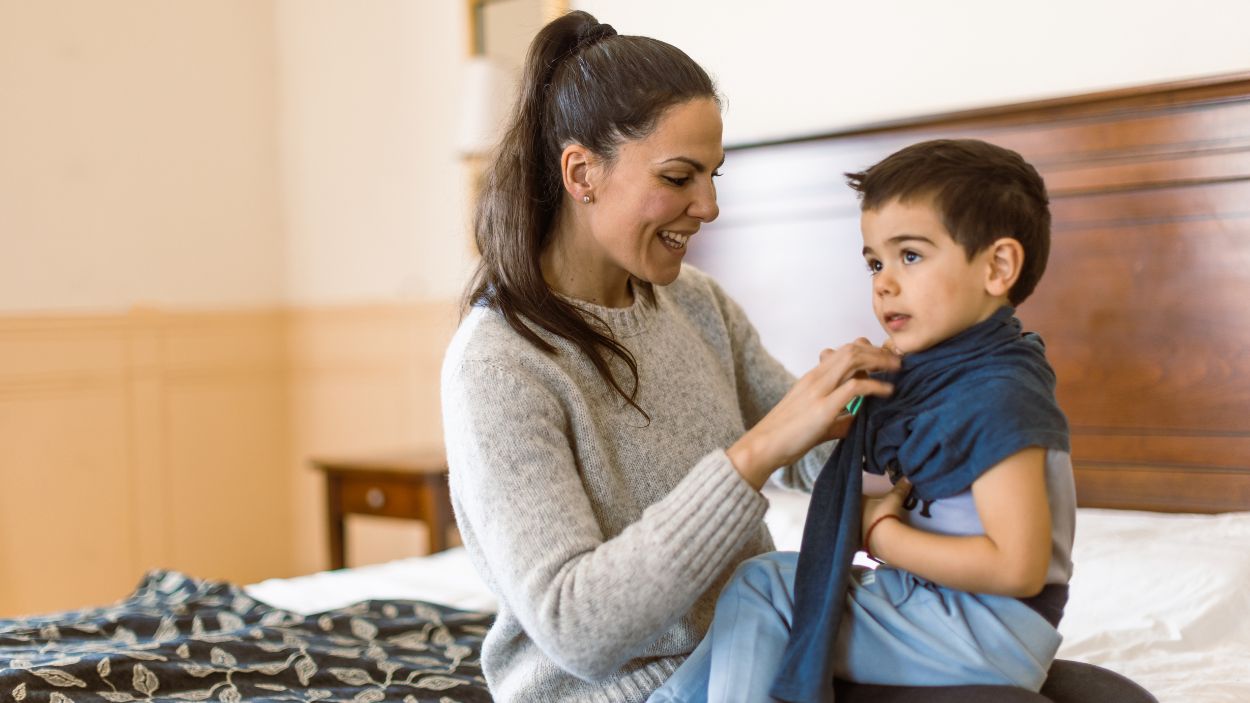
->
[248,492,1250,703]
[246,546,497,614]
[1057,508,1250,703]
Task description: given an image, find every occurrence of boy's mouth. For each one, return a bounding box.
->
[884,312,910,332]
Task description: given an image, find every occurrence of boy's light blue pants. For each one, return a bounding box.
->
[648,551,1060,703]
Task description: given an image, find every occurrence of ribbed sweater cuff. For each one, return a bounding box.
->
[650,449,769,587]
[601,659,683,703]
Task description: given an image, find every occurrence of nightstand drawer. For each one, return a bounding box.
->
[313,448,454,568]
[338,477,424,518]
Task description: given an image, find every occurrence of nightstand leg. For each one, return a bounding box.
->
[326,476,346,570]
[417,478,453,553]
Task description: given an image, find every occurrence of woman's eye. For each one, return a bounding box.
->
[712,169,724,178]
[664,176,690,187]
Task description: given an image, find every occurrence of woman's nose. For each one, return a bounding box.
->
[687,180,719,222]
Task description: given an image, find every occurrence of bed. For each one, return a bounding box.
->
[257,493,1250,703]
[5,498,1241,702]
[243,493,1250,703]
[4,73,1250,702]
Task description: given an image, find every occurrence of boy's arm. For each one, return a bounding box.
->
[863,447,1051,597]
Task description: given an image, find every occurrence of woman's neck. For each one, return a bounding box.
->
[540,214,634,308]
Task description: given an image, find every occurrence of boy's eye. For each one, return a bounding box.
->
[902,250,922,264]
[865,259,882,275]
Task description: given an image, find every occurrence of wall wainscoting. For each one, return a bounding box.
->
[0,301,458,618]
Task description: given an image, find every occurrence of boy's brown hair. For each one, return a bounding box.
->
[846,139,1051,305]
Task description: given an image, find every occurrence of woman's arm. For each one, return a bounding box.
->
[443,358,769,681]
[862,447,1051,597]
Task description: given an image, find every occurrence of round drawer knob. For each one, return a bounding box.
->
[366,487,386,509]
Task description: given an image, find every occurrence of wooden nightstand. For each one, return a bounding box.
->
[311,447,455,570]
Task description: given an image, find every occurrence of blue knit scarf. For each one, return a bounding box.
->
[770,306,1069,703]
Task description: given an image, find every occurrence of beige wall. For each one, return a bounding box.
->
[276,0,475,306]
[0,0,284,312]
[0,300,460,618]
[0,310,292,617]
[0,0,475,616]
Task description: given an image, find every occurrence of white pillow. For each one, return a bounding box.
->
[1058,508,1250,703]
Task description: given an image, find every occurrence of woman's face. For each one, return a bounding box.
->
[576,98,724,302]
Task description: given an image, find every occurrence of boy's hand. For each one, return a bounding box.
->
[861,477,910,545]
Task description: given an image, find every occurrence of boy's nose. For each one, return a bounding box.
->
[874,270,898,296]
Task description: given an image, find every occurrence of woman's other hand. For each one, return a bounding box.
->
[727,339,899,489]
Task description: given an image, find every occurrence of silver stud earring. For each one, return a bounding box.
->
[582,194,592,204]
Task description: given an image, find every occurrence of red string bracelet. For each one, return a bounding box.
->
[863,514,901,564]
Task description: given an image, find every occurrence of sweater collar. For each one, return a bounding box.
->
[553,280,654,339]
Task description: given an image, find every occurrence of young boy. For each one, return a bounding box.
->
[648,139,1074,703]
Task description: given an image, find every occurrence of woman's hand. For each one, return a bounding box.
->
[727,339,899,489]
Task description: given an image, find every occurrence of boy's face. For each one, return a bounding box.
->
[860,197,1005,354]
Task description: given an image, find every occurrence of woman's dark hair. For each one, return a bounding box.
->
[464,11,718,417]
[846,139,1052,306]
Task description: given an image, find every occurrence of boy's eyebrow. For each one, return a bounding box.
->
[658,154,727,172]
[862,234,935,256]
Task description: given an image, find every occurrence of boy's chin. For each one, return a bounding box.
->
[889,335,936,356]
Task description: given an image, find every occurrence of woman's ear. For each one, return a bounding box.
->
[560,144,594,203]
[984,237,1025,299]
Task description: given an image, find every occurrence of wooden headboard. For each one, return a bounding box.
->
[690,72,1250,513]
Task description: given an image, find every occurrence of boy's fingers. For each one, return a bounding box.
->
[886,478,912,505]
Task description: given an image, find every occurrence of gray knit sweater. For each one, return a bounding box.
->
[440,265,829,703]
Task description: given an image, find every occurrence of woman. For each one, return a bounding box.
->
[440,11,897,702]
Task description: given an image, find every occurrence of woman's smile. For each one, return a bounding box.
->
[658,229,693,250]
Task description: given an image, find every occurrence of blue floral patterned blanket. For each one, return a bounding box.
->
[0,570,494,702]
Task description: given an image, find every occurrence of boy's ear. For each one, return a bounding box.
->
[560,143,595,202]
[984,237,1025,299]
